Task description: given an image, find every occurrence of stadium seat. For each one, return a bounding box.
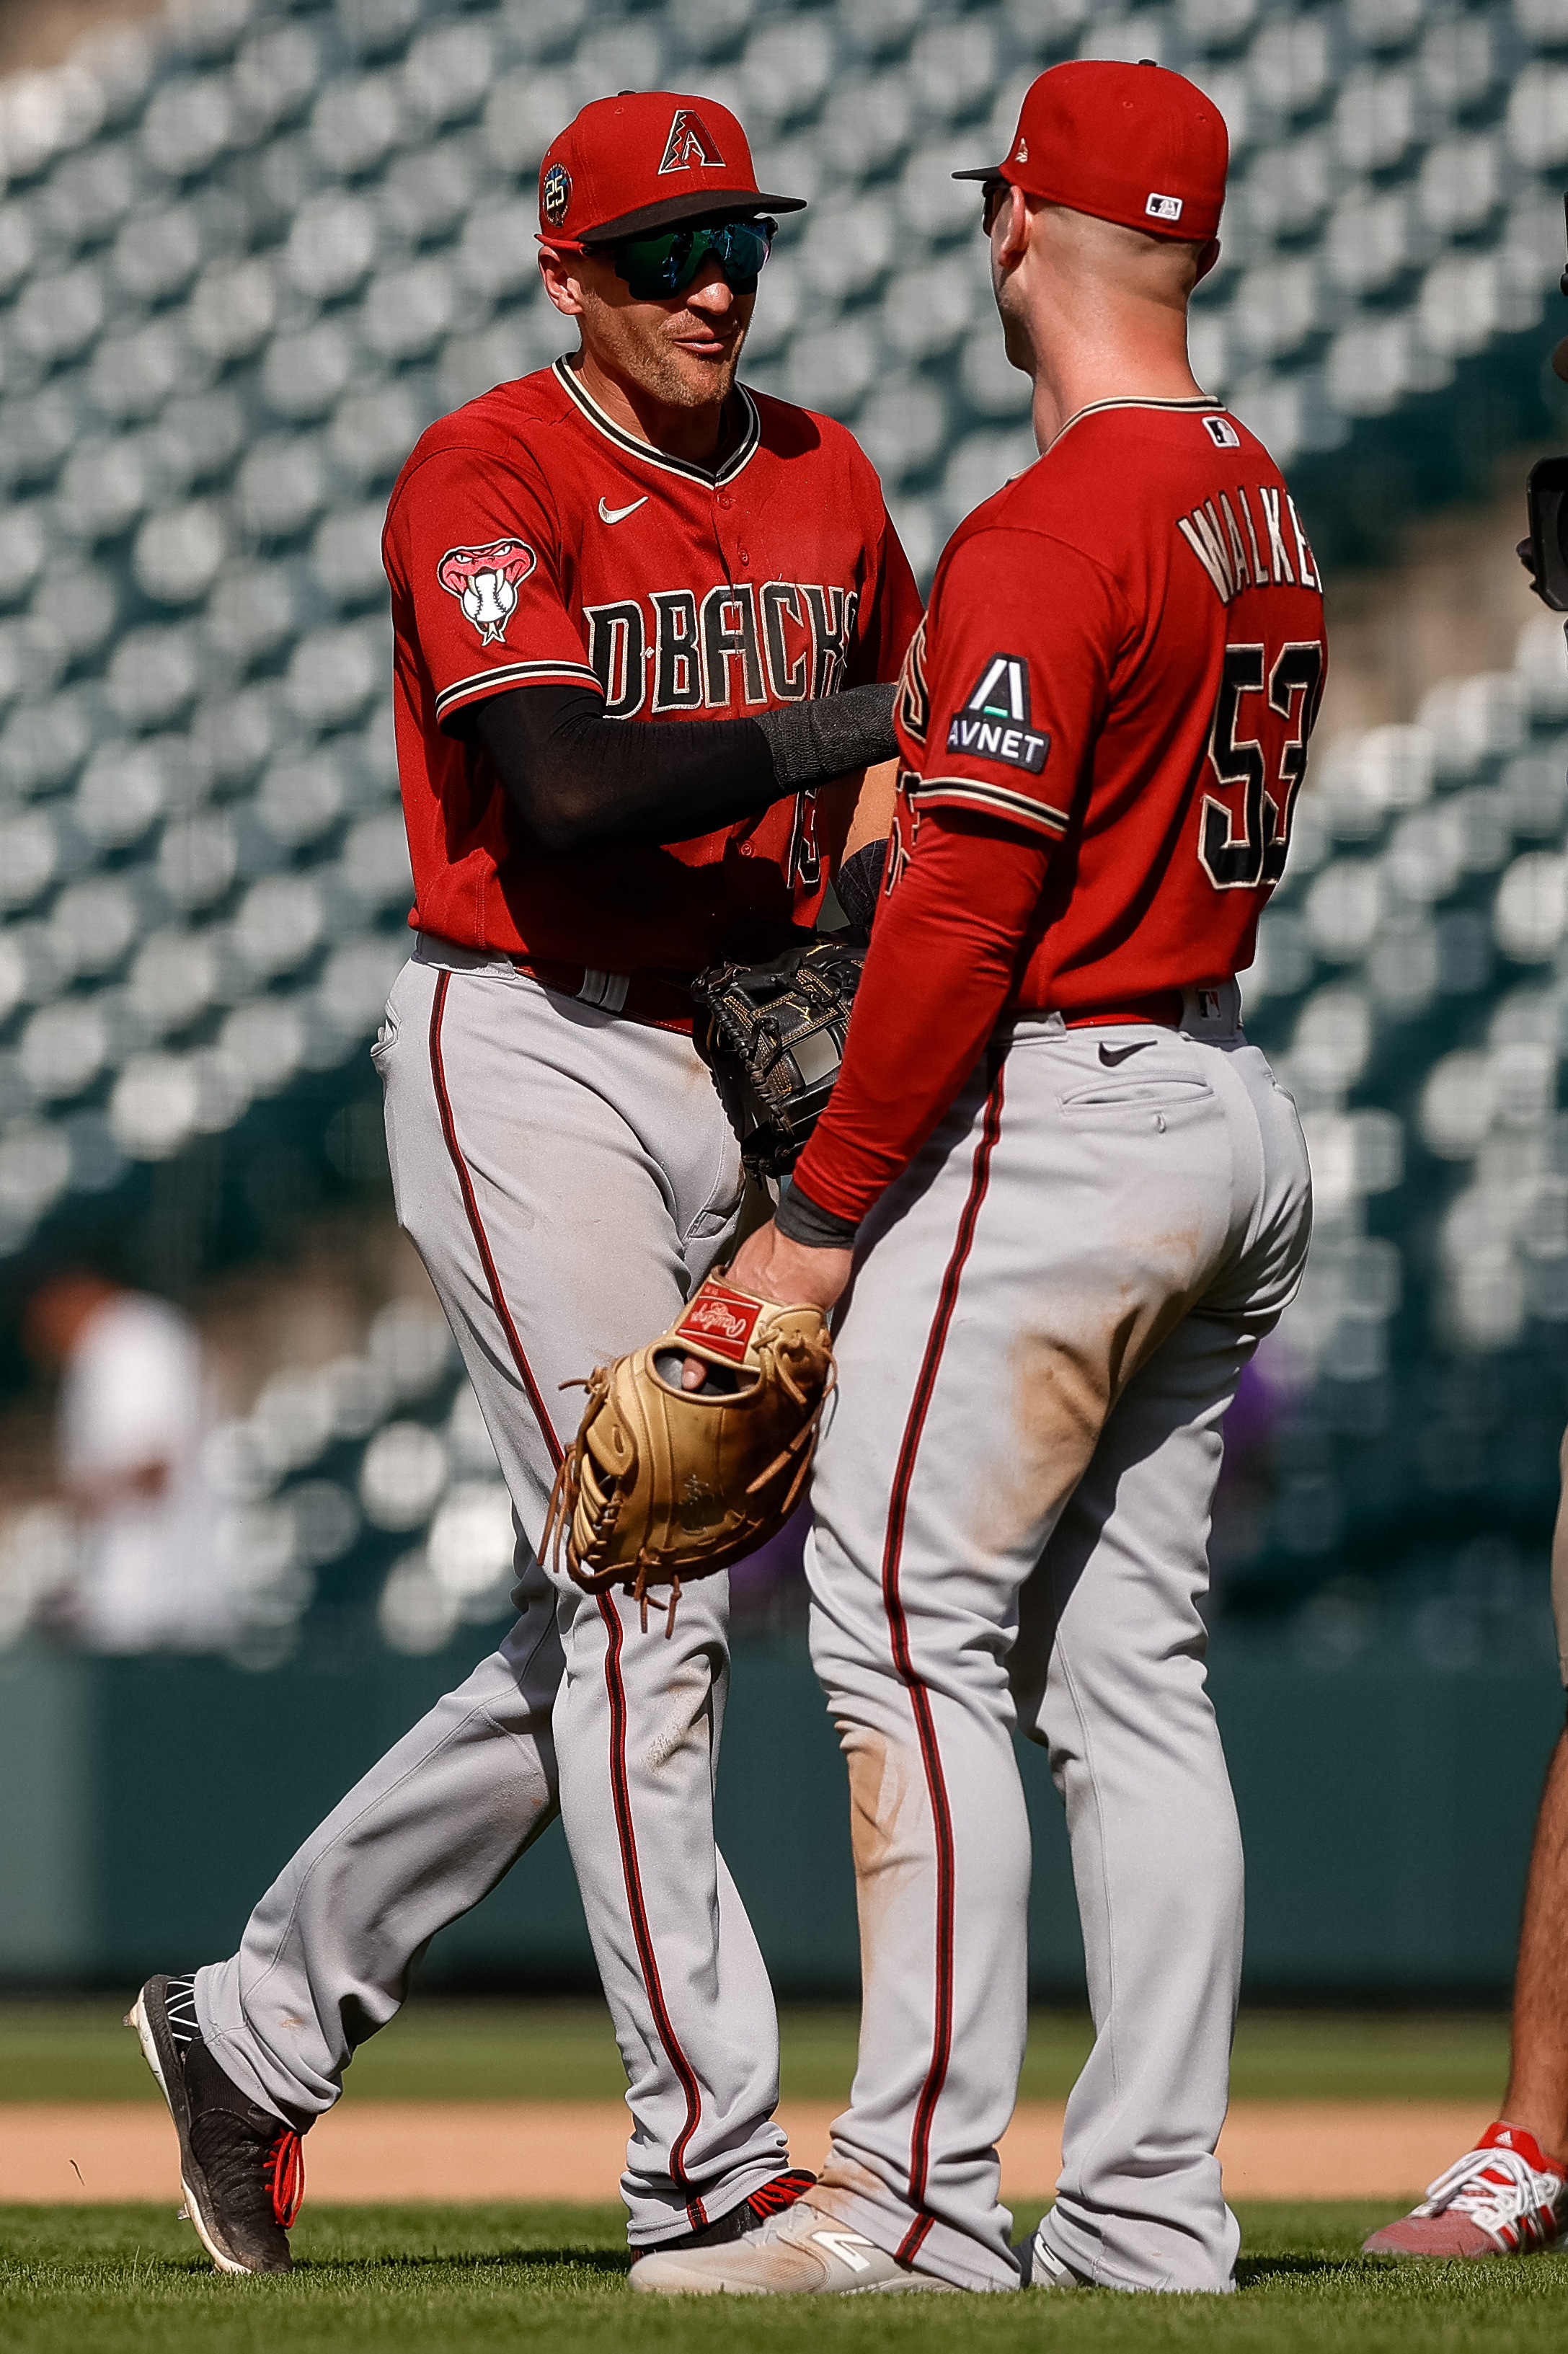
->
[0,0,1566,1658]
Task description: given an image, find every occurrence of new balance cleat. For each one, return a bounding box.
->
[629,2188,958,2294]
[629,2169,817,2263]
[127,1973,304,2275]
[1362,2123,1567,2259]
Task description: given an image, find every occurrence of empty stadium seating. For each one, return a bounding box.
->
[0,0,1564,1656]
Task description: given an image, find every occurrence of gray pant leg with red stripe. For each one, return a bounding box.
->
[800,1000,1312,2293]
[195,942,791,2242]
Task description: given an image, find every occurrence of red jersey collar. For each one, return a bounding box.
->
[552,355,761,489]
[1050,392,1225,450]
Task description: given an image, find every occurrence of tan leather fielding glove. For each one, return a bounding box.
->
[544,1275,835,1631]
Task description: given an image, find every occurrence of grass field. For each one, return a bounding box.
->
[0,1996,1520,2105]
[4,2002,1564,2348]
[5,2201,1568,2354]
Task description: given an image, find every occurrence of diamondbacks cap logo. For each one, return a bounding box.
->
[1146,191,1184,221]
[437,538,536,645]
[946,653,1050,774]
[659,107,725,174]
[1202,415,1241,448]
[541,162,571,227]
[1014,136,1028,161]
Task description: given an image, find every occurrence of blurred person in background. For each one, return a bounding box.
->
[25,1270,232,1655]
[1364,1428,1568,2259]
[1363,529,1568,2264]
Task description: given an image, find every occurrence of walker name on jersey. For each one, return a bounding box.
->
[945,653,1050,774]
[584,582,860,717]
[1177,486,1319,605]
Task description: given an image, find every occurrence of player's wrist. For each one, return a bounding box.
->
[775,1174,859,1251]
[756,683,898,795]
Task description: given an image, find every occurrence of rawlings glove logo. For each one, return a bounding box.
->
[676,1285,762,1361]
[436,539,537,646]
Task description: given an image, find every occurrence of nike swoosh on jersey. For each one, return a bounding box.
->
[1099,1039,1154,1066]
[598,496,650,524]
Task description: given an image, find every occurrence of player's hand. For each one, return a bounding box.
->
[680,1220,851,1389]
[730,1218,851,1310]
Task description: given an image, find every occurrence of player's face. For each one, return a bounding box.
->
[548,247,756,413]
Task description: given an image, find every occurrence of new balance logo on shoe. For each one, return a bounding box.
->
[810,2230,875,2273]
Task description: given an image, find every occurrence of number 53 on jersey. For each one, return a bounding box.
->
[1200,637,1325,892]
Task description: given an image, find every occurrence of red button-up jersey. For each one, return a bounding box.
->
[888,395,1326,1011]
[381,356,922,973]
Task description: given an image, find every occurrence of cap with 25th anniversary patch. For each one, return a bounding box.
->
[954,58,1228,244]
[537,92,807,247]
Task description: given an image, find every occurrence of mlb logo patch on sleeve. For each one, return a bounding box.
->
[946,654,1050,774]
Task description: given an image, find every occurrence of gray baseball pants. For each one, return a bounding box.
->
[195,937,791,2242]
[801,989,1313,2293]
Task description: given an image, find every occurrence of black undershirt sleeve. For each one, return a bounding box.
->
[469,685,775,853]
[467,681,899,854]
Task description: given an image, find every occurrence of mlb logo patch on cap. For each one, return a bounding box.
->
[1146,191,1184,221]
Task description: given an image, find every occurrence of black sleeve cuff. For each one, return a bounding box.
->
[775,1174,859,1249]
[834,838,887,934]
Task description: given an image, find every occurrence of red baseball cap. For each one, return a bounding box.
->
[538,92,807,246]
[954,59,1228,244]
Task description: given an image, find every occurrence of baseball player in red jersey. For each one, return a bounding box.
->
[634,63,1324,2298]
[128,92,921,2275]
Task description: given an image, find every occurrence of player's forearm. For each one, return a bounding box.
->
[471,683,899,855]
[784,810,1052,1234]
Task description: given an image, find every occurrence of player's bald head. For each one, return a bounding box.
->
[994,189,1210,309]
[1040,202,1209,303]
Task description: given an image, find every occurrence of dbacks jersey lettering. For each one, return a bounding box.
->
[384,358,921,975]
[887,397,1326,1009]
[584,582,861,717]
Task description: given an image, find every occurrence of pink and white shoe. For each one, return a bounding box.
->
[1363,2123,1567,2258]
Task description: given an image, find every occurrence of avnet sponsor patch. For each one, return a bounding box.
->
[946,652,1050,773]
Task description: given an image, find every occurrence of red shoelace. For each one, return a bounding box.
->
[263,2128,305,2228]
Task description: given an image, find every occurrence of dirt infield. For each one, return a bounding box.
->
[0,2098,1492,2207]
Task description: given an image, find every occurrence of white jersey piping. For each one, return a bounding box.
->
[552,357,761,489]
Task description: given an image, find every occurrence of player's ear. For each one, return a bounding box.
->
[538,242,588,317]
[993,182,1032,267]
[1194,238,1221,283]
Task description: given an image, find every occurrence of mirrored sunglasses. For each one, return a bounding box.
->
[608,216,776,301]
